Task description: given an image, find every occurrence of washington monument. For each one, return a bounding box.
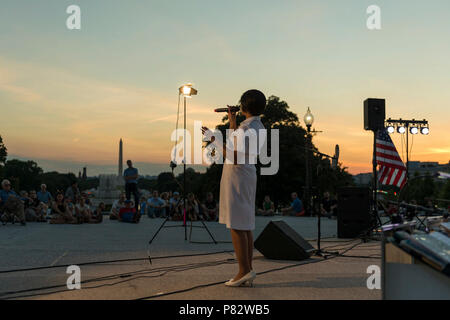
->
[118,138,123,176]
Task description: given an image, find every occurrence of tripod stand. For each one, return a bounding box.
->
[312,196,339,258]
[148,87,217,260]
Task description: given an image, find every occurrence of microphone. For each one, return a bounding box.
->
[214,106,240,113]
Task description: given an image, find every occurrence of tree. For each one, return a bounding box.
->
[39,171,78,195]
[0,135,7,166]
[439,179,450,201]
[157,172,180,193]
[138,178,157,191]
[3,159,43,191]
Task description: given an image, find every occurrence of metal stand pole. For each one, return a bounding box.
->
[183,96,187,240]
[372,130,382,232]
[305,126,311,215]
[406,126,409,181]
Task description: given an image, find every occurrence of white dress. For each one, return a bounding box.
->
[219,116,266,231]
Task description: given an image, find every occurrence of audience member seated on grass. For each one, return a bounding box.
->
[21,191,45,222]
[320,192,338,219]
[257,195,275,216]
[201,192,218,221]
[147,190,165,218]
[65,181,80,203]
[118,200,140,223]
[50,193,77,224]
[139,196,147,216]
[281,192,305,217]
[185,193,200,221]
[75,196,95,223]
[110,193,126,220]
[91,202,104,223]
[82,192,93,210]
[27,190,47,222]
[37,184,53,205]
[169,191,183,220]
[0,179,26,225]
[160,192,171,217]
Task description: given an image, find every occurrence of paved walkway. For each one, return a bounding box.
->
[0,216,381,300]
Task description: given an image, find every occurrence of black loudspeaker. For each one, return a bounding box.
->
[364,98,386,131]
[254,220,314,260]
[337,187,371,238]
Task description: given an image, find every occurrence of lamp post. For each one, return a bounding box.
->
[304,108,334,256]
[303,107,323,215]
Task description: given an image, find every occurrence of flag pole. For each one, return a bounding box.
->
[372,129,382,232]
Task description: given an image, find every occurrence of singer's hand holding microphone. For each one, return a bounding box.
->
[202,105,240,140]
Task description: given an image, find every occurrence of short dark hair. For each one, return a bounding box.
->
[240,89,266,116]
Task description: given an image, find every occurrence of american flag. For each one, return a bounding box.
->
[376,129,407,189]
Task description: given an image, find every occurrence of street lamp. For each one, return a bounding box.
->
[303,108,335,257]
[304,107,314,132]
[303,107,320,218]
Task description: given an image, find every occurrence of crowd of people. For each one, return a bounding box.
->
[256,191,338,218]
[1,177,335,227]
[109,190,219,223]
[0,179,103,225]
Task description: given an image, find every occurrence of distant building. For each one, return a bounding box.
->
[408,161,450,177]
[82,167,87,180]
[353,173,372,186]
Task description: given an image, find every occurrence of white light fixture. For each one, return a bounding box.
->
[179,84,198,97]
[410,127,419,135]
[397,126,406,134]
[304,107,314,127]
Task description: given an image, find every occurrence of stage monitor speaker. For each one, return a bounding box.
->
[337,187,371,238]
[254,220,314,260]
[364,98,386,132]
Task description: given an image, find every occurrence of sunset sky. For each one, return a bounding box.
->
[1,0,449,176]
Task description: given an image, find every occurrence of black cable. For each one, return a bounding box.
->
[338,255,381,259]
[1,257,237,299]
[0,250,235,275]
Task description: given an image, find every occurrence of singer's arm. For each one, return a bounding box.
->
[227,108,238,163]
[228,107,237,131]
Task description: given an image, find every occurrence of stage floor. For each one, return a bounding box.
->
[0,216,381,300]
